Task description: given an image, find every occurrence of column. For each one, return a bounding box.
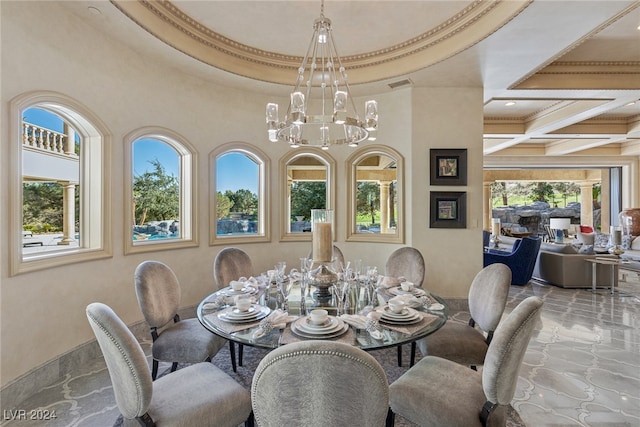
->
[380,181,390,234]
[600,171,610,231]
[63,123,76,156]
[579,181,594,227]
[58,182,76,245]
[483,182,493,231]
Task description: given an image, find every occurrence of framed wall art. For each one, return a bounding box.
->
[430,191,467,228]
[430,149,467,186]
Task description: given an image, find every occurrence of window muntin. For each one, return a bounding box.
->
[124,128,197,253]
[210,143,270,244]
[346,145,404,243]
[280,150,335,241]
[10,92,111,275]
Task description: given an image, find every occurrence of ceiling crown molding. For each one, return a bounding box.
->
[110,0,532,86]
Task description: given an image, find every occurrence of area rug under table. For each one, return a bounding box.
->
[115,343,526,427]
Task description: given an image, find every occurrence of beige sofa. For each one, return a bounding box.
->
[533,247,617,288]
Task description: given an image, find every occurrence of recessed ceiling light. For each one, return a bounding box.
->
[505,101,516,106]
[626,101,637,106]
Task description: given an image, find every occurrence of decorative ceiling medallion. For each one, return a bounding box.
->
[111,0,532,86]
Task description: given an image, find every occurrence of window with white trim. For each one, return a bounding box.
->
[210,143,270,244]
[124,128,198,254]
[10,92,111,275]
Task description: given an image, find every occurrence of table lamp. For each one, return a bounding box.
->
[549,218,571,243]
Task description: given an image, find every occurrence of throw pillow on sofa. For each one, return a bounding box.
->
[578,244,595,254]
[577,231,595,245]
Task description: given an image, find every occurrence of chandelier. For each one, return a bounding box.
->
[266,1,378,150]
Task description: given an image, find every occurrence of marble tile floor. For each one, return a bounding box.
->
[2,277,639,427]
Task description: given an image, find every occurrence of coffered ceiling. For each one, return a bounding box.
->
[66,1,640,162]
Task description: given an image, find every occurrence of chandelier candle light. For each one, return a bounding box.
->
[266,1,378,149]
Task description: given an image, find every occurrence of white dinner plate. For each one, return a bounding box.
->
[292,316,345,335]
[379,315,423,325]
[427,303,445,311]
[388,287,426,297]
[218,305,270,323]
[380,306,414,319]
[291,320,349,339]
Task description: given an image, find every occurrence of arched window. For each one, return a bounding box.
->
[280,150,335,241]
[346,145,404,243]
[124,127,198,253]
[10,91,111,275]
[210,143,270,244]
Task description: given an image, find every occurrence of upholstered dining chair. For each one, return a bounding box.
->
[385,246,426,366]
[251,340,390,427]
[389,296,543,427]
[415,263,512,370]
[385,246,426,288]
[134,260,226,379]
[86,302,253,427]
[213,247,254,371]
[213,247,254,290]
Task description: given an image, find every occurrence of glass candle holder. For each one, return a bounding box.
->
[311,209,333,263]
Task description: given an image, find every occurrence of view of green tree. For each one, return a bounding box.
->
[216,192,232,220]
[357,182,380,225]
[132,159,179,225]
[491,181,585,208]
[290,181,326,221]
[23,182,64,232]
[224,189,258,219]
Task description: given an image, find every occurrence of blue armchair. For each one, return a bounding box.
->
[483,236,542,286]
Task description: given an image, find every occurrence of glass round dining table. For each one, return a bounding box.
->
[197,279,448,362]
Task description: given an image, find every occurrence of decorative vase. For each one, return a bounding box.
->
[619,208,640,237]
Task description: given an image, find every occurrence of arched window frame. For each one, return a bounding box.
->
[279,149,336,242]
[124,127,198,254]
[346,145,404,243]
[210,142,270,245]
[9,91,112,276]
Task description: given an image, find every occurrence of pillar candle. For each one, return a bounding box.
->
[313,222,332,262]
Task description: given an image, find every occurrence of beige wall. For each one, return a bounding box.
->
[0,1,485,387]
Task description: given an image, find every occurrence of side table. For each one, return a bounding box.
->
[584,258,630,295]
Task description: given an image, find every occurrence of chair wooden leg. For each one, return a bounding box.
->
[152,359,159,380]
[397,345,403,367]
[385,408,395,427]
[244,411,255,427]
[239,343,244,367]
[229,341,238,372]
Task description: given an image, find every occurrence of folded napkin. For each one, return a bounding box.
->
[339,312,384,340]
[202,294,231,310]
[252,309,298,339]
[387,294,430,308]
[377,276,406,289]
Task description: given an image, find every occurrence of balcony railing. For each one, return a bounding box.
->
[23,122,72,157]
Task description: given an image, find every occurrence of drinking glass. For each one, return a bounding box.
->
[332,283,346,316]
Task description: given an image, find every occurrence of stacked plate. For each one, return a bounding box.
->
[291,316,349,339]
[224,284,259,297]
[388,286,427,297]
[218,305,270,323]
[378,306,423,325]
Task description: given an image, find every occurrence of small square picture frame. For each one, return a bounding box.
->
[430,149,467,186]
[430,191,467,228]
